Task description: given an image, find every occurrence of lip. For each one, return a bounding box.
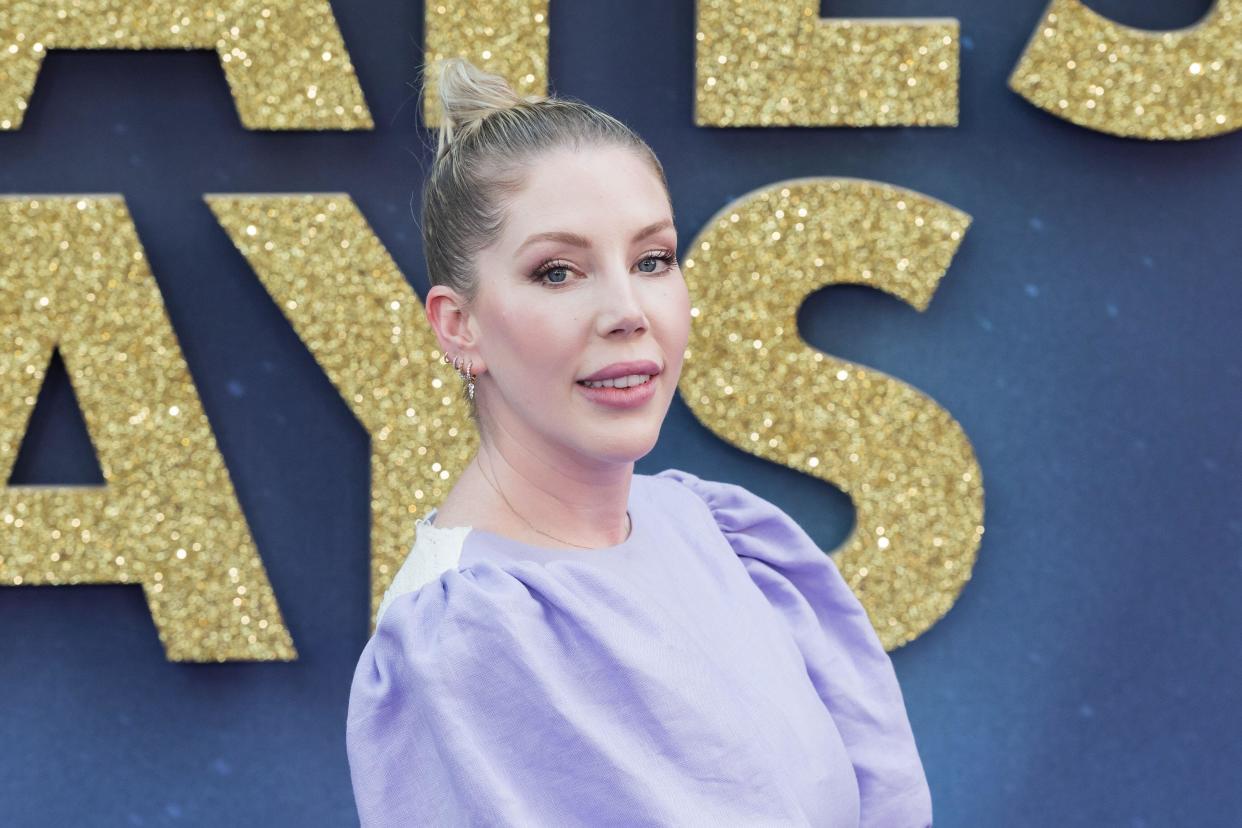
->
[575,360,663,410]
[577,360,662,382]
[575,372,659,410]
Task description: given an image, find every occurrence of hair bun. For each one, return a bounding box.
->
[429,57,544,158]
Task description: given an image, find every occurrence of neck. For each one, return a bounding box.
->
[468,428,634,549]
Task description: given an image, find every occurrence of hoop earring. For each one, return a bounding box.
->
[463,359,475,402]
[442,352,476,402]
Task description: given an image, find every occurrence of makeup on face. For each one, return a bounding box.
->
[467,146,691,468]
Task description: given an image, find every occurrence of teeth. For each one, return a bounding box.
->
[581,373,652,389]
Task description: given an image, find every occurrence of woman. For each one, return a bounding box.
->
[346,57,933,827]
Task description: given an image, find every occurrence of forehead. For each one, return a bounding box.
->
[500,146,671,243]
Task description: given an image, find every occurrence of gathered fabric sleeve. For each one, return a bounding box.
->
[347,562,562,827]
[657,468,934,828]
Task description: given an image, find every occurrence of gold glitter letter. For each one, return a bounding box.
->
[0,197,296,662]
[695,0,959,126]
[207,195,478,633]
[0,1,372,130]
[1009,0,1240,139]
[679,178,982,649]
[422,0,550,127]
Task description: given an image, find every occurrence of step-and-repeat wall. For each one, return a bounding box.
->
[2,1,1238,824]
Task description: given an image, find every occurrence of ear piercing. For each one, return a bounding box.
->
[442,352,476,402]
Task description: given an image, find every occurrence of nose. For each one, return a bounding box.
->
[596,266,649,337]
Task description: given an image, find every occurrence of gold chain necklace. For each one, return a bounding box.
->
[477,448,631,550]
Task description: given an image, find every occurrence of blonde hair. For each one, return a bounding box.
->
[416,57,672,419]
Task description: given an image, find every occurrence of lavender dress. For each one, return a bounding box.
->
[346,468,932,826]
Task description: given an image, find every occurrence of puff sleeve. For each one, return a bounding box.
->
[346,563,531,827]
[657,468,934,828]
[347,560,671,826]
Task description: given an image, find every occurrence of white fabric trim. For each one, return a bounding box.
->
[375,509,471,628]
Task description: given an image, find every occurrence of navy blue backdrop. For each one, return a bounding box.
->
[2,1,1239,825]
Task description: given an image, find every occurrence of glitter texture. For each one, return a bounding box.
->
[678,178,982,650]
[695,0,959,127]
[0,197,296,662]
[0,1,372,130]
[207,195,478,634]
[1009,0,1240,139]
[422,0,550,128]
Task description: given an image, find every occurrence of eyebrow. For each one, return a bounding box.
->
[515,218,674,254]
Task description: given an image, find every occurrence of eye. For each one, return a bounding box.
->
[637,249,679,274]
[529,259,576,287]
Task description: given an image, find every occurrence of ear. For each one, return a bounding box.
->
[425,284,487,375]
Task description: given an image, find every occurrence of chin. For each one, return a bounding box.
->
[576,427,660,466]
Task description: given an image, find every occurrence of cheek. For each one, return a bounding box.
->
[653,279,692,350]
[493,306,583,385]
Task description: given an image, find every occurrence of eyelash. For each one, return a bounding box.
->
[529,249,679,287]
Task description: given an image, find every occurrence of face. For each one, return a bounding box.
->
[445,144,690,470]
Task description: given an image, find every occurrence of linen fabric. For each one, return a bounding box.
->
[346,468,932,826]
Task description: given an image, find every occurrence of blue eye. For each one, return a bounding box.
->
[530,259,574,286]
[529,250,678,287]
[639,251,678,273]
